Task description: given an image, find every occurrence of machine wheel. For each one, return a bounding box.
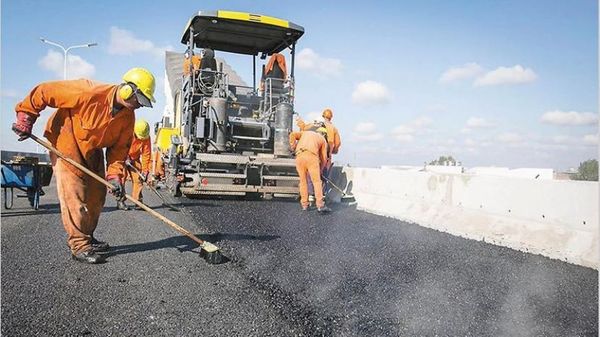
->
[27,188,39,210]
[4,188,13,209]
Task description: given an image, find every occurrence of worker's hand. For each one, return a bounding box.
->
[106,175,125,200]
[12,112,37,141]
[141,170,150,183]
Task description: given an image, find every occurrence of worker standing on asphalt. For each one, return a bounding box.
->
[296,108,342,197]
[289,127,331,213]
[12,68,156,264]
[121,119,153,210]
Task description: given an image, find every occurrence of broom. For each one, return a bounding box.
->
[28,133,223,264]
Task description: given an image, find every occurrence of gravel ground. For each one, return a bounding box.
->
[1,181,597,336]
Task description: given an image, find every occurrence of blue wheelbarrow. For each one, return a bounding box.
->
[1,159,53,210]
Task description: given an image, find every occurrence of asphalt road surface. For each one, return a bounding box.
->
[2,181,597,336]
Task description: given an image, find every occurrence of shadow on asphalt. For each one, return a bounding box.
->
[1,203,62,217]
[105,232,279,259]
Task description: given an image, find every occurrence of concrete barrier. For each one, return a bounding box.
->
[340,167,598,269]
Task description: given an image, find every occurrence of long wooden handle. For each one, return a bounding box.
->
[125,161,181,212]
[322,176,346,195]
[30,134,205,246]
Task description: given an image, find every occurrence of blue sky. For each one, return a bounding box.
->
[1,0,597,170]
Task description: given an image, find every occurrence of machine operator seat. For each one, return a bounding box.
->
[198,48,217,91]
[262,53,287,96]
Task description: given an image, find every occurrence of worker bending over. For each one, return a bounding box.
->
[289,127,331,213]
[121,119,153,210]
[12,68,156,264]
[296,108,342,196]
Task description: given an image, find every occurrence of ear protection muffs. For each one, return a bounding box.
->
[119,83,134,101]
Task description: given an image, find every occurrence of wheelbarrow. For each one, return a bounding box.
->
[1,158,53,210]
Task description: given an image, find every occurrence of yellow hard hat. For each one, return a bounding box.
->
[122,68,156,105]
[134,119,150,139]
[322,108,333,120]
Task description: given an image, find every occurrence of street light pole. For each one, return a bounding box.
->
[40,38,98,79]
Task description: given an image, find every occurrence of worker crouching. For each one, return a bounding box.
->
[289,127,332,213]
[121,119,153,210]
[11,67,156,264]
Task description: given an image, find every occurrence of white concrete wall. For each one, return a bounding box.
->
[425,165,464,174]
[342,167,598,269]
[467,167,554,180]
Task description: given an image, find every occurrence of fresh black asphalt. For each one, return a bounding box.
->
[1,181,597,336]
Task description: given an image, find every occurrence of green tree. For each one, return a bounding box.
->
[573,159,598,181]
[429,155,457,166]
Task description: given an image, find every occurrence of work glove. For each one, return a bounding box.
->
[141,170,150,183]
[12,112,37,141]
[106,175,125,200]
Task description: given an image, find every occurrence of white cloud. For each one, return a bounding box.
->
[393,134,414,143]
[497,132,523,144]
[0,89,18,98]
[466,117,495,129]
[296,48,342,78]
[439,63,483,83]
[552,135,571,144]
[108,26,173,58]
[392,125,414,135]
[38,49,95,79]
[390,116,433,142]
[299,111,323,123]
[583,134,598,145]
[474,65,537,86]
[351,80,391,105]
[540,110,598,126]
[412,116,433,128]
[353,122,383,142]
[464,138,477,147]
[425,103,448,113]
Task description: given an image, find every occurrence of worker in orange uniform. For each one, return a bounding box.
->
[183,49,217,79]
[296,108,342,197]
[121,119,153,210]
[260,53,287,93]
[152,148,166,182]
[289,127,331,213]
[12,68,156,264]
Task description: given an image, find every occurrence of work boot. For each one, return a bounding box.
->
[91,237,110,253]
[71,250,106,264]
[117,200,130,211]
[317,206,332,214]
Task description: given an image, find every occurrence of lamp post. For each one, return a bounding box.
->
[40,38,97,79]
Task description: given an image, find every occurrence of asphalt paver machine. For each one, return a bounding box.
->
[157,10,305,198]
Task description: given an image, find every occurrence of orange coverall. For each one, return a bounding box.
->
[297,118,341,160]
[152,149,165,179]
[289,131,328,209]
[182,55,202,75]
[15,79,135,254]
[260,53,287,91]
[126,136,152,201]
